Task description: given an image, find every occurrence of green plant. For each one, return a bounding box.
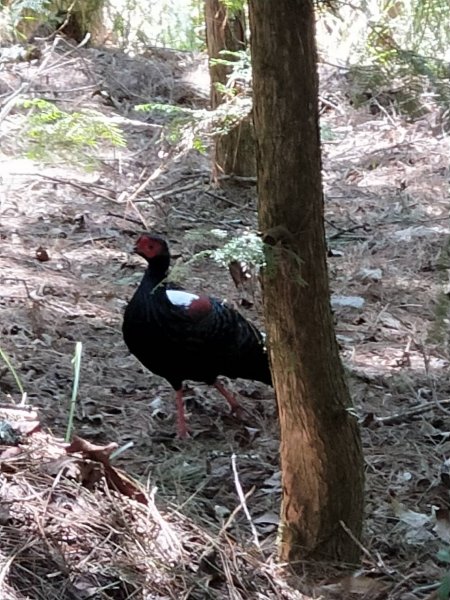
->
[210,49,252,97]
[220,0,245,14]
[20,99,126,167]
[0,0,51,41]
[437,548,450,599]
[211,231,265,269]
[165,230,265,285]
[0,346,24,396]
[113,0,204,51]
[135,102,199,145]
[335,0,450,120]
[136,96,251,153]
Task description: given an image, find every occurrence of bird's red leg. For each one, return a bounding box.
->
[175,389,189,438]
[213,381,242,416]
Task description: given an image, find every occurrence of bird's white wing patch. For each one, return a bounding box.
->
[166,290,199,308]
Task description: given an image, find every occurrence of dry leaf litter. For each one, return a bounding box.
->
[0,37,450,599]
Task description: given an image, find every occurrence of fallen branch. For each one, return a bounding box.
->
[363,399,450,427]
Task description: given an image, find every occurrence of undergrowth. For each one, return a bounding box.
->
[20,99,126,167]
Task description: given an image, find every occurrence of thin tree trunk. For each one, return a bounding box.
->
[249,0,364,564]
[204,0,255,177]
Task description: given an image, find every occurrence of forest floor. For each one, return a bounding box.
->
[1,36,450,600]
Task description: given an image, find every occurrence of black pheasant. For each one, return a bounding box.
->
[122,234,272,438]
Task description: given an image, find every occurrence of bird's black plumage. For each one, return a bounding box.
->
[122,234,271,437]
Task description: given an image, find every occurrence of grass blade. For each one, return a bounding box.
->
[66,341,82,443]
[0,345,24,396]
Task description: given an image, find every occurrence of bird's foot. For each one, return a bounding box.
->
[175,389,190,439]
[213,381,244,419]
[176,423,191,439]
[230,404,243,419]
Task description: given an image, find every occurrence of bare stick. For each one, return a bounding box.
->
[231,453,260,549]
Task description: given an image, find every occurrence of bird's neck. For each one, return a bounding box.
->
[143,255,170,290]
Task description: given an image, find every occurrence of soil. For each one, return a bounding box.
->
[1,37,450,600]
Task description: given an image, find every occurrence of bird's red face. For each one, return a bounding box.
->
[134,235,167,259]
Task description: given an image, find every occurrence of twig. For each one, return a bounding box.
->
[128,201,149,229]
[370,399,450,426]
[231,453,260,549]
[0,83,29,126]
[340,520,385,569]
[106,212,143,226]
[327,222,369,240]
[110,441,134,460]
[148,171,208,192]
[0,36,62,126]
[170,206,250,226]
[319,95,345,115]
[217,174,257,184]
[153,180,203,201]
[370,98,397,127]
[19,174,115,202]
[122,167,163,204]
[0,405,37,416]
[216,486,256,538]
[411,582,440,594]
[0,278,32,298]
[36,0,77,41]
[204,190,244,208]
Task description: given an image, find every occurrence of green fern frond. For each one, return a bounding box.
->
[20,99,126,167]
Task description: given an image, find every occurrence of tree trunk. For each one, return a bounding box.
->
[248,0,364,565]
[204,0,255,177]
[21,0,105,44]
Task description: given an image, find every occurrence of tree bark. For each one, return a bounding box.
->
[248,0,364,564]
[21,0,105,44]
[204,0,255,177]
